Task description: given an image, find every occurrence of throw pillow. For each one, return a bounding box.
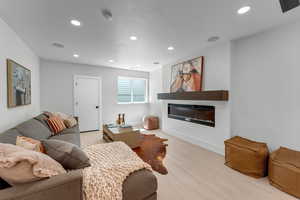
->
[52,112,70,121]
[47,116,66,135]
[34,113,52,130]
[15,119,52,141]
[16,136,45,153]
[42,139,90,170]
[64,116,77,128]
[0,143,66,185]
[43,111,54,118]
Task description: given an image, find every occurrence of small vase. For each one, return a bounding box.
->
[116,114,121,125]
[122,113,125,125]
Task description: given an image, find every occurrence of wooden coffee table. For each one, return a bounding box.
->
[102,124,141,148]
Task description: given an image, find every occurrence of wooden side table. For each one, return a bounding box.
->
[102,124,141,149]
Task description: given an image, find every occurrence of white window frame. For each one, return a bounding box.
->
[117,76,149,104]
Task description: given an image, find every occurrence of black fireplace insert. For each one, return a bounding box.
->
[168,104,215,127]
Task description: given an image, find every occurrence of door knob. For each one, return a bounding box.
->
[96,106,99,109]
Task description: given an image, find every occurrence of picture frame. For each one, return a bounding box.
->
[7,59,31,108]
[170,56,204,93]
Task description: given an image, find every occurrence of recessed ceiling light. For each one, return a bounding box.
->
[52,42,64,48]
[73,54,79,58]
[168,46,174,51]
[70,19,81,26]
[237,6,251,15]
[109,59,114,63]
[130,36,138,41]
[208,36,220,42]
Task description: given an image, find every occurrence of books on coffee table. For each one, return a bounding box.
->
[107,124,132,129]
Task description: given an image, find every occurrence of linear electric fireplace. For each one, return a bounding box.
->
[168,104,215,127]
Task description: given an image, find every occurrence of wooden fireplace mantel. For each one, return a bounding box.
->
[157,90,229,101]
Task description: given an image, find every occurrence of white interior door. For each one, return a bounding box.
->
[74,75,102,132]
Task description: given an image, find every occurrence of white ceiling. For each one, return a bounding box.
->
[0,0,300,71]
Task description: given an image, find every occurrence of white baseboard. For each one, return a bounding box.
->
[163,128,225,156]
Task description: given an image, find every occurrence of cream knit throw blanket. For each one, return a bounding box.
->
[82,142,151,200]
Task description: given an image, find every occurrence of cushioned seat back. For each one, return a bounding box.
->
[34,114,51,130]
[51,133,81,147]
[0,128,22,144]
[15,119,52,140]
[59,125,80,135]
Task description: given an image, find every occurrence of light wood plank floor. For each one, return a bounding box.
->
[80,130,297,200]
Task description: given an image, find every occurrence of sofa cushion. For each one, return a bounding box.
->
[64,116,77,128]
[34,114,51,130]
[16,136,45,153]
[0,143,66,185]
[0,128,22,144]
[15,119,52,140]
[59,125,80,135]
[42,139,90,170]
[51,133,80,147]
[46,116,67,135]
[122,169,157,200]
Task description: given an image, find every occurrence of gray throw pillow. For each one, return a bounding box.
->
[16,119,52,140]
[42,139,90,170]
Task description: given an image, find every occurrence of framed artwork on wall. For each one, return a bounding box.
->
[170,56,204,93]
[7,59,31,108]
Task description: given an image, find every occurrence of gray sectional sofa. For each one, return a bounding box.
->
[0,113,157,200]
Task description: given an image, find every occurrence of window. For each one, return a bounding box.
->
[118,77,148,104]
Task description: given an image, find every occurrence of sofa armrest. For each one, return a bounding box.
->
[0,170,83,200]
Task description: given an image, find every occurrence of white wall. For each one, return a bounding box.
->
[40,60,149,126]
[160,42,231,155]
[149,67,163,123]
[152,20,300,154]
[231,20,300,151]
[0,18,40,133]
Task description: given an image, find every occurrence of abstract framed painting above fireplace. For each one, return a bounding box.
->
[170,56,204,93]
[168,104,215,127]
